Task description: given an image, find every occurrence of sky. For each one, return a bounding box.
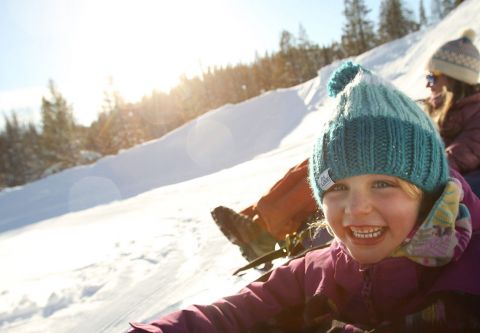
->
[0,0,419,127]
[0,2,479,332]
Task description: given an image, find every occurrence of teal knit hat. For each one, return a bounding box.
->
[309,61,449,205]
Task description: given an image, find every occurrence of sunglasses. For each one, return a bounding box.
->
[426,73,439,87]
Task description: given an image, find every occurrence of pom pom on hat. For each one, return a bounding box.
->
[462,28,476,42]
[327,61,367,97]
[309,62,449,206]
[427,28,480,85]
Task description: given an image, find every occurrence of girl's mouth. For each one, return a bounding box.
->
[349,226,384,239]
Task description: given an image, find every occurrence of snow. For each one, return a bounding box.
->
[1,2,479,332]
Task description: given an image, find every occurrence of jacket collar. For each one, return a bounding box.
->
[453,91,480,109]
[323,241,424,322]
[391,179,472,266]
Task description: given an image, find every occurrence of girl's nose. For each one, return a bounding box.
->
[345,191,372,216]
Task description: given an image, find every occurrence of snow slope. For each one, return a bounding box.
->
[1,2,479,332]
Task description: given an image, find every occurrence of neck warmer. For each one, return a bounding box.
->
[391,179,472,267]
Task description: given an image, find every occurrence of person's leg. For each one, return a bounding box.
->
[240,205,256,219]
[211,206,277,261]
[256,165,316,239]
[212,158,321,260]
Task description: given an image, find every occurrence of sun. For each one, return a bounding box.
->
[65,0,250,105]
[24,0,261,125]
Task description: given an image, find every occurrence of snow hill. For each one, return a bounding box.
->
[1,1,479,332]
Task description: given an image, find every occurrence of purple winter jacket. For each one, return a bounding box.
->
[129,237,480,333]
[440,92,480,174]
[129,172,480,333]
[451,167,480,228]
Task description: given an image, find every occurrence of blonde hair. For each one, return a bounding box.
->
[426,76,480,129]
[397,178,423,200]
[429,86,454,129]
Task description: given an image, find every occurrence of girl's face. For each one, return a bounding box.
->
[426,72,450,108]
[322,174,421,264]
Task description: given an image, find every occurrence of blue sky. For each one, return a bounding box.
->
[0,0,419,126]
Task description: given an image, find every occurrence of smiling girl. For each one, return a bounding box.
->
[129,62,480,333]
[321,174,422,265]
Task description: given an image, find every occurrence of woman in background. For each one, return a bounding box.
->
[425,28,480,196]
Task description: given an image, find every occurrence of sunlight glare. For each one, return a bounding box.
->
[69,0,250,105]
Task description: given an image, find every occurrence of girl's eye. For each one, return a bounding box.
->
[372,180,395,189]
[328,183,348,192]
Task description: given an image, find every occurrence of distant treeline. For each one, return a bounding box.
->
[0,0,462,189]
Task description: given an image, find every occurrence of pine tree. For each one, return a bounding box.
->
[297,24,309,48]
[87,112,116,155]
[98,85,127,154]
[252,51,275,92]
[0,113,45,187]
[378,0,418,43]
[419,0,428,27]
[117,106,145,149]
[2,114,29,186]
[0,131,7,188]
[293,24,323,83]
[431,0,442,22]
[441,0,455,17]
[22,122,43,181]
[40,80,79,171]
[341,0,376,56]
[277,30,299,86]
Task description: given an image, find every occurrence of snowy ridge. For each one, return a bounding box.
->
[0,86,313,232]
[1,1,480,332]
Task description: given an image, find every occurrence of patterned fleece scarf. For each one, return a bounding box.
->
[391,179,472,267]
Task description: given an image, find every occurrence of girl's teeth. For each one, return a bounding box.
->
[350,227,383,239]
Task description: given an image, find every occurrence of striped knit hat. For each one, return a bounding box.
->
[309,61,449,205]
[427,29,480,85]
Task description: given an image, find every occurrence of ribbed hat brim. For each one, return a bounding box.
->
[428,57,479,84]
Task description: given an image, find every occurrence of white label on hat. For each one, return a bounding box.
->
[319,168,335,191]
